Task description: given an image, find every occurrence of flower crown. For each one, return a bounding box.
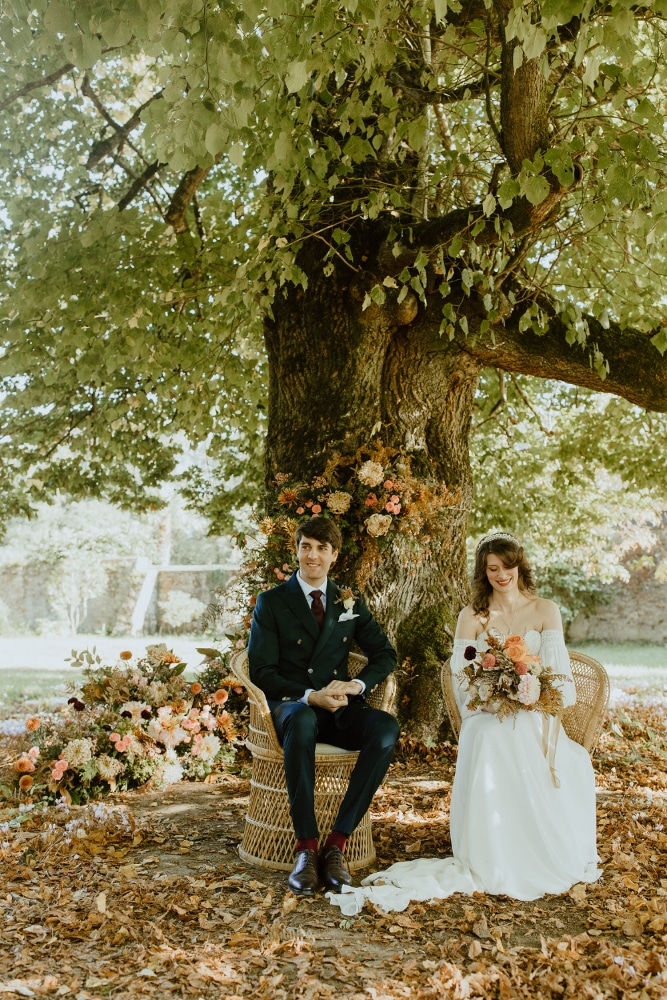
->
[476,531,519,552]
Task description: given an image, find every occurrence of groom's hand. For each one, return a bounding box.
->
[307,688,349,713]
[323,679,364,697]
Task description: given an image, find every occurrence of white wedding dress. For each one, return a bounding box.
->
[329,629,601,914]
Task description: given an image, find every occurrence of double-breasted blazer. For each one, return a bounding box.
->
[247,574,396,728]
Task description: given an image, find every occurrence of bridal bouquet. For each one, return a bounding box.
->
[459,634,565,720]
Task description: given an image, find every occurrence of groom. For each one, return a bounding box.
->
[248,516,399,896]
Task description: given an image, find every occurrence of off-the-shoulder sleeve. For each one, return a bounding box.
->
[450,639,480,720]
[539,629,576,709]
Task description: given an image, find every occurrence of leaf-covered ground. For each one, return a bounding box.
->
[1,692,667,999]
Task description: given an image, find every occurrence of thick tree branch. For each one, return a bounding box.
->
[494,0,548,171]
[464,312,667,413]
[118,159,162,211]
[389,74,498,106]
[375,172,577,273]
[165,165,213,233]
[0,62,74,112]
[82,76,162,170]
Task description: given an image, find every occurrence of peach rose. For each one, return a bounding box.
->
[514,662,529,675]
[481,654,496,670]
[25,717,41,732]
[505,643,527,663]
[14,757,35,773]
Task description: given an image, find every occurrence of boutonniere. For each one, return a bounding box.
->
[336,587,360,621]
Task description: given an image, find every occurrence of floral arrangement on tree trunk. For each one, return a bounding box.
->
[243,442,462,591]
[459,634,566,720]
[3,644,247,806]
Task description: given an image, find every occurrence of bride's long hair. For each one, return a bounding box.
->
[471,536,536,617]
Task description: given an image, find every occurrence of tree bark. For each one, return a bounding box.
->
[264,259,483,738]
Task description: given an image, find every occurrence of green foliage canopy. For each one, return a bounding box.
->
[2,0,667,543]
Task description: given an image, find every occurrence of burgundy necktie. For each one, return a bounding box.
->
[309,589,325,629]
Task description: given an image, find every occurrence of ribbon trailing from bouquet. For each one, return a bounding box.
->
[542,714,562,788]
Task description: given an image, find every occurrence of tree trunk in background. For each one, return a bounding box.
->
[263,262,481,739]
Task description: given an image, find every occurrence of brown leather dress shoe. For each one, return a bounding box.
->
[287,849,319,896]
[319,846,353,891]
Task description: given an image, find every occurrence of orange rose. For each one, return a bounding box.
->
[14,757,35,773]
[190,683,203,695]
[25,717,41,732]
[213,689,229,705]
[505,643,527,663]
[19,775,34,790]
[120,650,133,660]
[505,635,522,645]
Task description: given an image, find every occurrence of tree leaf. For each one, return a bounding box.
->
[523,175,550,206]
[285,60,310,93]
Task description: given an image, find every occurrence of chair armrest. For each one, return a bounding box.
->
[376,672,397,714]
[230,648,283,755]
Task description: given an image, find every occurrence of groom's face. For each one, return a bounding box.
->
[297,534,338,586]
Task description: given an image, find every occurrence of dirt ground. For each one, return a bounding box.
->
[2,714,667,998]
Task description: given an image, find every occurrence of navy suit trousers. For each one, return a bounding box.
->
[271,700,400,840]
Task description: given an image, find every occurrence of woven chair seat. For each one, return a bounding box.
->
[231,648,396,872]
[441,646,610,755]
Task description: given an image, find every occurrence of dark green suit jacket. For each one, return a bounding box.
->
[247,574,396,727]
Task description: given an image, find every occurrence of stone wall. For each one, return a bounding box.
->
[568,535,667,644]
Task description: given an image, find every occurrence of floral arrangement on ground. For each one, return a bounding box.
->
[460,633,566,719]
[1,643,248,807]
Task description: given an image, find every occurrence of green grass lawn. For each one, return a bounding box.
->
[0,642,665,715]
[574,641,667,689]
[0,668,85,707]
[0,666,199,712]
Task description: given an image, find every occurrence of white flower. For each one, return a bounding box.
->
[147,716,189,750]
[193,734,221,762]
[96,755,125,781]
[365,513,392,537]
[476,681,494,703]
[517,674,541,706]
[120,701,151,723]
[145,643,169,666]
[155,759,184,787]
[326,490,352,514]
[61,738,93,768]
[357,461,385,487]
[123,734,145,759]
[145,681,170,705]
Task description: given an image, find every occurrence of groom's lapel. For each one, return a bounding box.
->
[282,574,320,641]
[308,580,340,663]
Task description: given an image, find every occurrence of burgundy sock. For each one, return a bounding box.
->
[296,837,318,854]
[324,830,347,853]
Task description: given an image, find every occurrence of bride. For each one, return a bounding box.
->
[328,532,601,915]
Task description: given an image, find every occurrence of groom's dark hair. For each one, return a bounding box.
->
[295,516,342,552]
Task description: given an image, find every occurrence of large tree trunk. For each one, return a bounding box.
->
[264,261,480,739]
